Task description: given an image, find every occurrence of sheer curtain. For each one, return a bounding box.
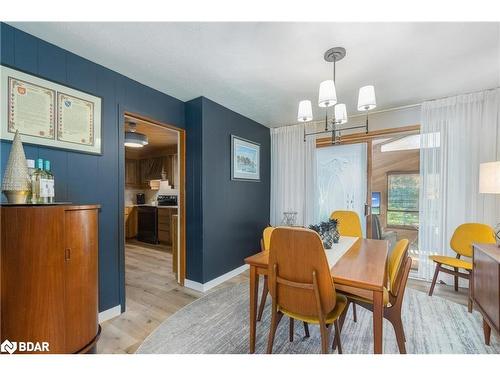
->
[270,124,317,226]
[418,89,500,280]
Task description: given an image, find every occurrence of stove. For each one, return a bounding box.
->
[157,194,177,206]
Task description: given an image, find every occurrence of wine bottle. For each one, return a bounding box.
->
[26,159,35,204]
[44,160,55,203]
[34,158,49,204]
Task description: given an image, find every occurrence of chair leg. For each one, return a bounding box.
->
[352,302,357,323]
[468,270,473,313]
[303,322,310,338]
[319,324,329,354]
[428,264,440,296]
[391,316,407,354]
[454,267,459,292]
[334,321,342,354]
[266,309,283,354]
[257,276,268,322]
[289,318,294,342]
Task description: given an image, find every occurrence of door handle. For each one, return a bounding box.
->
[364,204,371,216]
[65,248,71,261]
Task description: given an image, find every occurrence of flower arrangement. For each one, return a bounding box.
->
[309,218,340,249]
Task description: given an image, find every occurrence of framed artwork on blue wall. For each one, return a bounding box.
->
[1,65,102,155]
[231,135,260,181]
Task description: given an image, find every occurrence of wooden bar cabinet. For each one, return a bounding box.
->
[0,204,101,354]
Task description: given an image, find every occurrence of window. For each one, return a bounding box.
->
[371,192,381,215]
[387,172,419,228]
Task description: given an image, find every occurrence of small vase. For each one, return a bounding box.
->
[321,231,334,249]
[332,228,340,244]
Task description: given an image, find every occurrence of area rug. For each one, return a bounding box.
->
[136,282,499,354]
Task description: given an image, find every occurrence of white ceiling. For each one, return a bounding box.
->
[9,22,500,127]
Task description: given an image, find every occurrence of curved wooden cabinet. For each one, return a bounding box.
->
[0,204,100,354]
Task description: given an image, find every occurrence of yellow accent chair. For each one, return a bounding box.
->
[336,239,411,354]
[267,227,348,354]
[330,210,363,238]
[428,223,495,312]
[257,226,274,321]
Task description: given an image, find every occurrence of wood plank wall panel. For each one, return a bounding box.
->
[0,23,186,312]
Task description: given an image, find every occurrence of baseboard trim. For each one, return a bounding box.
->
[184,264,249,293]
[98,305,122,323]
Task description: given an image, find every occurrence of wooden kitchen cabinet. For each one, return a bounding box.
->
[126,155,177,188]
[0,204,100,354]
[125,159,141,188]
[125,206,138,239]
[172,214,178,275]
[158,208,177,246]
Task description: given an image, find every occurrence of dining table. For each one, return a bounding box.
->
[244,236,389,354]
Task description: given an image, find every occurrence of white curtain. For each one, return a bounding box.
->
[418,89,500,280]
[270,124,317,227]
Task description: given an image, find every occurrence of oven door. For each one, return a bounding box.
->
[137,206,158,244]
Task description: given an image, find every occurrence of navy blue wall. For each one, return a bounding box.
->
[0,23,185,312]
[1,23,271,303]
[185,97,270,283]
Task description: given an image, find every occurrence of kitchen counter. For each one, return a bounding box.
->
[126,204,178,209]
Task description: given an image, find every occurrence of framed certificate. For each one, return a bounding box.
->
[57,92,95,146]
[1,65,102,154]
[8,77,55,139]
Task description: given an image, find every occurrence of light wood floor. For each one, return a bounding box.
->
[97,241,246,354]
[97,242,470,354]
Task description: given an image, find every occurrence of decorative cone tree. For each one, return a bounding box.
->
[2,130,30,203]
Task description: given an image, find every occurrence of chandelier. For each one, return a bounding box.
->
[299,47,377,144]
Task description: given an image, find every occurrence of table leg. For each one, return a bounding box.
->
[373,290,383,354]
[249,266,259,353]
[483,318,491,346]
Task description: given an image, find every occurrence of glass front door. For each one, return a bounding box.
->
[316,142,368,236]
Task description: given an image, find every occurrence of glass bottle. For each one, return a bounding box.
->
[33,158,49,204]
[26,159,35,204]
[44,160,55,203]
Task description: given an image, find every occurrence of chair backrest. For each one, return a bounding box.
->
[330,210,363,237]
[261,226,275,251]
[268,227,336,317]
[371,214,382,240]
[450,223,495,258]
[389,255,412,308]
[388,239,409,294]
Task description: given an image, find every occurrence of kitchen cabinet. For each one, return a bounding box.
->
[172,214,178,275]
[0,204,100,354]
[125,159,141,188]
[126,155,177,189]
[125,206,138,238]
[158,207,177,246]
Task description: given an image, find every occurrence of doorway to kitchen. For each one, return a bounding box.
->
[123,113,185,284]
[110,113,194,353]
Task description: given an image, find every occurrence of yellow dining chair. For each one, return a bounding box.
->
[257,226,274,321]
[336,239,411,354]
[267,227,348,354]
[330,210,363,238]
[428,223,495,312]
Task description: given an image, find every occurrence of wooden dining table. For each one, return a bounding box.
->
[244,237,389,354]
